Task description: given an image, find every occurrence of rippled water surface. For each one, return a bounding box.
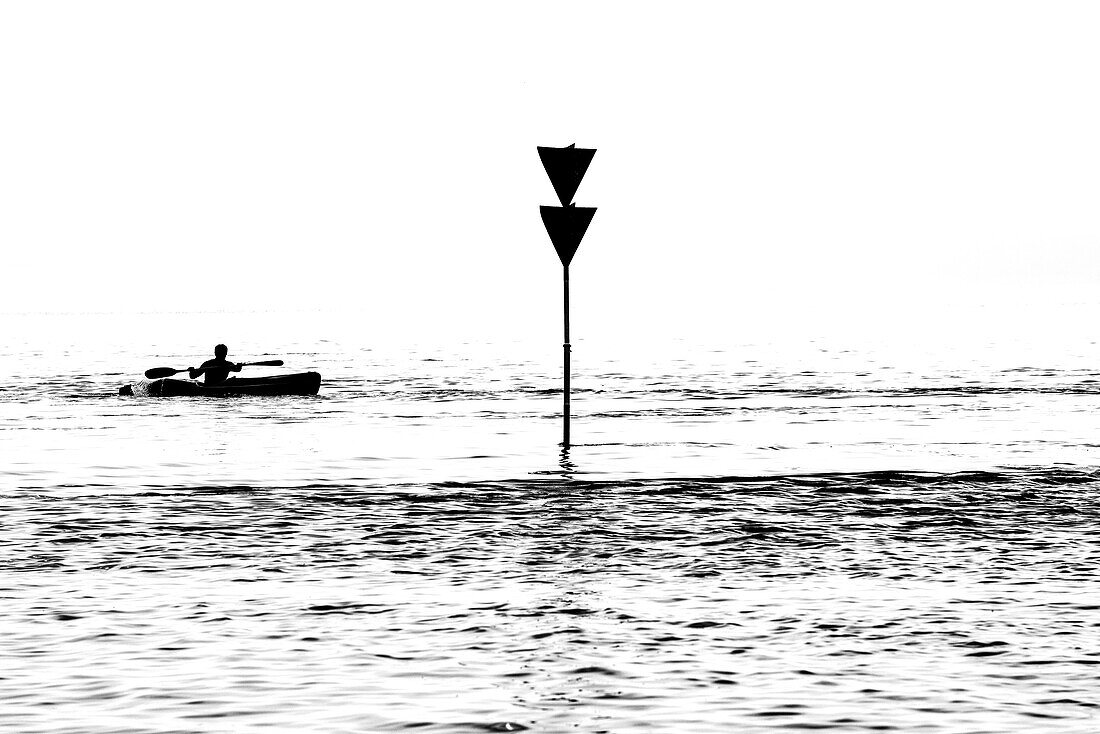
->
[3,311,1100,732]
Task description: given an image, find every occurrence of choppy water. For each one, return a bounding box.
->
[3,311,1100,732]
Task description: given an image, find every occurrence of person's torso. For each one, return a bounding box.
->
[199,358,233,384]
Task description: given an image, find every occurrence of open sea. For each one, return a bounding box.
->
[2,308,1099,733]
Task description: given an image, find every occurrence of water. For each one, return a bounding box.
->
[3,310,1100,732]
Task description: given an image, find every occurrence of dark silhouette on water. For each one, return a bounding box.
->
[120,348,313,397]
[189,344,242,385]
[538,144,597,449]
[134,371,321,397]
[120,351,319,396]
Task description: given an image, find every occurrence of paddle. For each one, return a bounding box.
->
[144,360,284,380]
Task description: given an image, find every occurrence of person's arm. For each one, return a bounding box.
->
[230,362,242,373]
[189,360,212,379]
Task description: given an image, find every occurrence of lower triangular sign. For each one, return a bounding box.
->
[540,205,596,267]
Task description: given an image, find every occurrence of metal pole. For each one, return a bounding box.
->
[563,264,571,448]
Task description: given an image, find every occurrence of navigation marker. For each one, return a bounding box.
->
[539,204,596,267]
[537,144,596,207]
[538,144,597,449]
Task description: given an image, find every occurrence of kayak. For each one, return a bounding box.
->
[120,372,321,397]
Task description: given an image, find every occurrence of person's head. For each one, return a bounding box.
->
[214,344,228,359]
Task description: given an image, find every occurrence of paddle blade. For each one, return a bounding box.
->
[248,360,284,367]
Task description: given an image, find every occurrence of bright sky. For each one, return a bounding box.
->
[4,1,1100,343]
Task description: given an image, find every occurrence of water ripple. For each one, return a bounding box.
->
[2,469,1099,731]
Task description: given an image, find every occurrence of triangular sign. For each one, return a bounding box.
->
[540,205,596,266]
[538,144,596,206]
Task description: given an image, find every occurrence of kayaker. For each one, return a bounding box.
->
[188,344,242,385]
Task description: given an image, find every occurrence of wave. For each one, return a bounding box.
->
[416,466,1100,494]
[28,466,1097,495]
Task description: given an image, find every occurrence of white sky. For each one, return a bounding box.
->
[4,1,1100,343]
